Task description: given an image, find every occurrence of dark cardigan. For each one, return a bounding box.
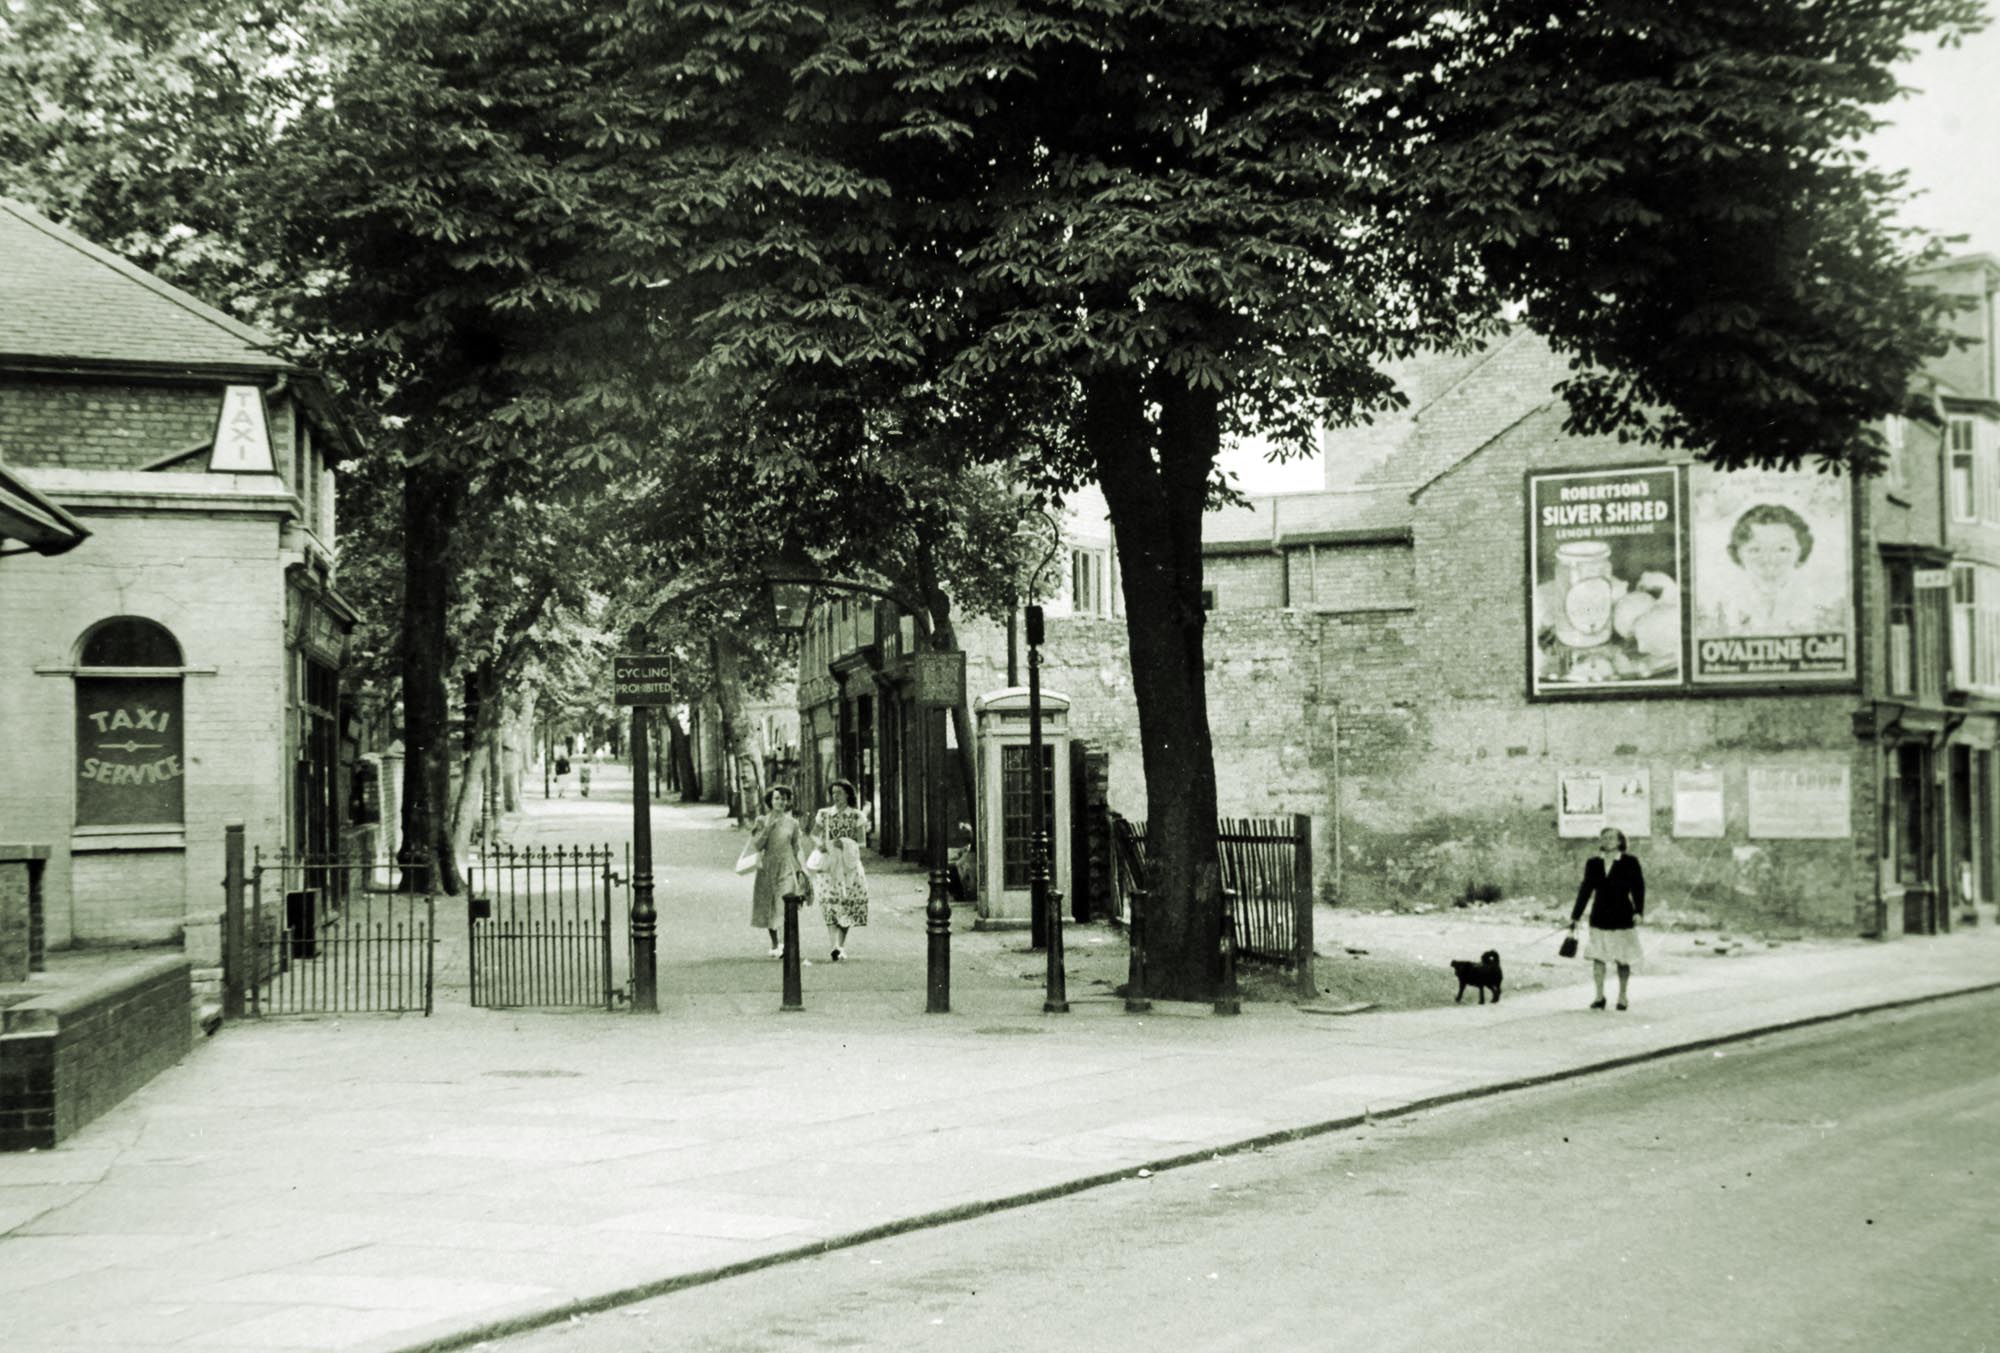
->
[1572,852,1645,930]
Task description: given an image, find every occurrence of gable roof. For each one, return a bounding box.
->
[1318,329,1571,496]
[0,198,291,374]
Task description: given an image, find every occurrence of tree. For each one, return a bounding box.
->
[0,0,337,310]
[247,0,674,887]
[619,0,1978,998]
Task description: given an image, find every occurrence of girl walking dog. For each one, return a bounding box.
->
[1569,826,1644,1009]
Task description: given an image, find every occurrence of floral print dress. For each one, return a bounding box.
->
[810,806,870,928]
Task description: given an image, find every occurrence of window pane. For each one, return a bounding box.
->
[1953,455,1976,519]
[80,618,181,667]
[1000,743,1056,889]
[75,677,185,825]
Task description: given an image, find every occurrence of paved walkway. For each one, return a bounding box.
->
[4,769,1997,1353]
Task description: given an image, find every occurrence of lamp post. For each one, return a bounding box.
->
[626,627,659,1014]
[1027,603,1067,1013]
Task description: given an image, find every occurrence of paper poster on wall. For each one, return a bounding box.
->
[1528,466,1684,696]
[1747,765,1850,839]
[1688,465,1855,685]
[1672,768,1726,838]
[1557,768,1651,839]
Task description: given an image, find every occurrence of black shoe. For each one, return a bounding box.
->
[1589,997,1606,1010]
[830,948,842,962]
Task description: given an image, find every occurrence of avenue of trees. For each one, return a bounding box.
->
[3,0,1981,996]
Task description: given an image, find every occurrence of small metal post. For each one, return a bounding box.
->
[1215,887,1242,1016]
[1124,887,1151,1013]
[222,823,246,1019]
[630,692,659,1014]
[781,892,804,1012]
[1043,871,1068,1015]
[1294,812,1317,1000]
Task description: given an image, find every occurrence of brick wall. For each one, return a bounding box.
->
[1203,552,1285,609]
[1317,406,1872,929]
[0,955,191,1151]
[0,859,28,981]
[1297,542,1413,611]
[0,379,217,470]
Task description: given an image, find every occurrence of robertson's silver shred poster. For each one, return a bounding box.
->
[1528,466,1684,696]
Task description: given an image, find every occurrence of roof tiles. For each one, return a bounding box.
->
[0,198,290,372]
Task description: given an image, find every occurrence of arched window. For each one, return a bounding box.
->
[79,617,182,668]
[74,617,185,828]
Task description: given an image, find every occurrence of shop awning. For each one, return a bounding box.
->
[0,463,89,557]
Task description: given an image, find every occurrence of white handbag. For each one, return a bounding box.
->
[733,844,761,876]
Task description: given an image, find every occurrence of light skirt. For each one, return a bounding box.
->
[1583,925,1643,969]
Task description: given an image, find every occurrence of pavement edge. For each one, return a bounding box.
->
[394,978,2000,1353]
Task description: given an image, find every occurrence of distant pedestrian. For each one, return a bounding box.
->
[553,750,571,797]
[749,786,809,957]
[578,758,592,798]
[1569,826,1644,1010]
[809,779,870,960]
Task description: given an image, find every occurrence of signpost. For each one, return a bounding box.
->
[917,649,965,1014]
[616,649,676,1013]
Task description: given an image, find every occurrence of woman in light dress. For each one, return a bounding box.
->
[749,786,809,957]
[809,779,871,961]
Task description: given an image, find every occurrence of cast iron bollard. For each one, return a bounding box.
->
[1124,887,1151,1013]
[925,865,952,1013]
[1215,887,1242,1016]
[781,892,804,1012]
[1038,830,1068,1014]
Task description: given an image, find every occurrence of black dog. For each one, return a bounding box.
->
[1450,950,1503,1004]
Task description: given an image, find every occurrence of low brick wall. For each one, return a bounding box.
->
[0,954,192,1151]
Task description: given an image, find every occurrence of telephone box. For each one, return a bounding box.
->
[972,687,1071,927]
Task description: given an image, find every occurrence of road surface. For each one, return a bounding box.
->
[485,990,2000,1353]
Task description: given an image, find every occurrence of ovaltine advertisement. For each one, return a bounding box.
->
[1528,466,1684,696]
[1688,465,1854,685]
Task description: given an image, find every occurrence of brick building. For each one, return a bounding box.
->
[1915,254,2000,920]
[0,199,358,950]
[1287,332,1956,935]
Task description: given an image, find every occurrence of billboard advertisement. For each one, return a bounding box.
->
[1528,466,1684,696]
[1688,465,1854,685]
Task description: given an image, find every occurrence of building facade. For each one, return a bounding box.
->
[0,199,356,949]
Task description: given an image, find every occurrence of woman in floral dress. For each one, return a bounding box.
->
[809,780,870,960]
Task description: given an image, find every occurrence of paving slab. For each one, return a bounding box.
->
[4,775,1996,1353]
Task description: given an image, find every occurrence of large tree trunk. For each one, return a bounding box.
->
[710,634,758,820]
[1088,372,1223,1000]
[664,711,699,802]
[398,460,467,894]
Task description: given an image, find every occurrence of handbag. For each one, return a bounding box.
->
[804,846,826,872]
[733,844,761,876]
[1558,932,1579,959]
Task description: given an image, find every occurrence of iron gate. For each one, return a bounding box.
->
[466,844,620,1009]
[243,851,436,1016]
